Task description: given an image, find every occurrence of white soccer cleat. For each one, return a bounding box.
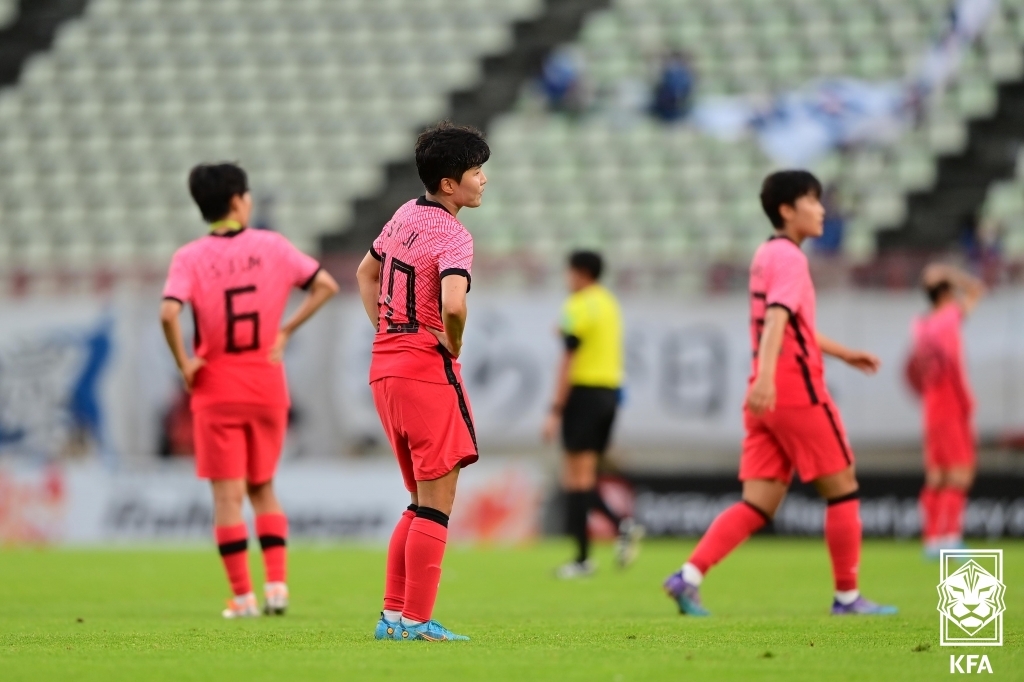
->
[556,559,597,579]
[263,582,289,616]
[222,592,260,619]
[615,518,646,569]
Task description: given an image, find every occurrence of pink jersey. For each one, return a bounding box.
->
[911,303,973,423]
[368,196,473,385]
[163,228,321,410]
[748,236,828,407]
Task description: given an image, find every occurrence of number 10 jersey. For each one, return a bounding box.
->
[369,196,474,385]
[162,228,321,410]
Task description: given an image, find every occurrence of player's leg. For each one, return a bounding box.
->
[920,467,945,556]
[401,466,468,641]
[247,479,288,615]
[246,406,291,615]
[211,478,259,618]
[194,407,258,618]
[371,377,418,639]
[559,450,599,577]
[937,464,974,549]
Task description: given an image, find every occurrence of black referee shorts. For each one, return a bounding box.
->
[561,386,619,454]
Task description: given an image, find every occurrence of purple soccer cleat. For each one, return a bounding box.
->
[830,595,898,615]
[663,571,710,616]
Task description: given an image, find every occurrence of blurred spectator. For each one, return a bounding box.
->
[540,47,590,115]
[650,51,695,123]
[812,184,846,255]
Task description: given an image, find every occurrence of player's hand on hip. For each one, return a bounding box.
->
[268,330,290,364]
[745,378,776,416]
[843,350,881,375]
[427,327,460,358]
[542,413,560,443]
[180,356,206,393]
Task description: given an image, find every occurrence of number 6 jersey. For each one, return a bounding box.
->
[162,228,321,410]
[368,196,473,385]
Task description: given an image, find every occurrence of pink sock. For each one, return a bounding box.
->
[255,513,288,584]
[383,506,418,613]
[403,513,448,623]
[920,486,941,543]
[938,488,967,540]
[825,496,861,592]
[215,523,251,596]
[688,501,768,575]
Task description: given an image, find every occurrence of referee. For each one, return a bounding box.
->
[543,250,643,578]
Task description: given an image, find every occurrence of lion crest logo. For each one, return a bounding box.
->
[937,559,1006,636]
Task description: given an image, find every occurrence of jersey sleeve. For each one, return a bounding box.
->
[437,228,473,291]
[764,247,806,317]
[162,249,193,303]
[281,237,322,289]
[370,231,384,261]
[560,296,590,350]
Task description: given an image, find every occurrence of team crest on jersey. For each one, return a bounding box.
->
[937,549,1005,646]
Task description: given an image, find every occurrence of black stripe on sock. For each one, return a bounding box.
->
[258,535,286,550]
[742,500,773,524]
[416,506,450,528]
[218,539,248,556]
[827,490,860,506]
[407,504,419,513]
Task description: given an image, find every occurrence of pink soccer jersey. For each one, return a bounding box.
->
[912,303,973,422]
[163,228,321,410]
[368,196,473,385]
[748,235,828,407]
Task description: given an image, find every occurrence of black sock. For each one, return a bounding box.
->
[566,491,590,563]
[588,488,622,529]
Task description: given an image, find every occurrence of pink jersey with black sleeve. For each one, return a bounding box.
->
[368,196,473,385]
[162,228,321,410]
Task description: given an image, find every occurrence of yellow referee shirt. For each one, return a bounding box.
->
[560,284,624,389]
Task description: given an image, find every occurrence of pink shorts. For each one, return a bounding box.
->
[193,403,288,484]
[925,415,976,469]
[371,376,479,492]
[740,403,854,484]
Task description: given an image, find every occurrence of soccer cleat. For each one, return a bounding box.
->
[663,571,710,616]
[222,592,260,619]
[615,518,646,568]
[556,559,596,579]
[830,596,898,615]
[374,613,402,640]
[399,619,470,642]
[263,582,288,616]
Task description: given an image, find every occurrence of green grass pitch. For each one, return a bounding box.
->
[1,539,1020,681]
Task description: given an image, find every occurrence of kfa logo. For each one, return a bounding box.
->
[937,549,1005,647]
[949,655,993,674]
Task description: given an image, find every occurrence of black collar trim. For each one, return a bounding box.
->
[210,227,248,238]
[417,196,453,215]
[768,234,798,245]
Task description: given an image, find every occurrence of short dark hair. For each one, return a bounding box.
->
[926,280,952,305]
[188,163,249,222]
[759,170,822,229]
[414,121,490,194]
[568,250,603,280]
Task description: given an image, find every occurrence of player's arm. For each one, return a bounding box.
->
[437,274,469,358]
[925,263,986,316]
[356,250,382,328]
[159,298,205,392]
[269,269,340,363]
[816,332,881,375]
[747,305,788,415]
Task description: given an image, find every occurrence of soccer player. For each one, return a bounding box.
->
[160,163,339,618]
[663,170,897,616]
[355,122,488,642]
[908,263,984,558]
[542,250,643,578]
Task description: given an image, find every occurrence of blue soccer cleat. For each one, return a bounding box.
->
[374,613,402,640]
[663,571,710,616]
[830,596,898,616]
[400,619,470,642]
